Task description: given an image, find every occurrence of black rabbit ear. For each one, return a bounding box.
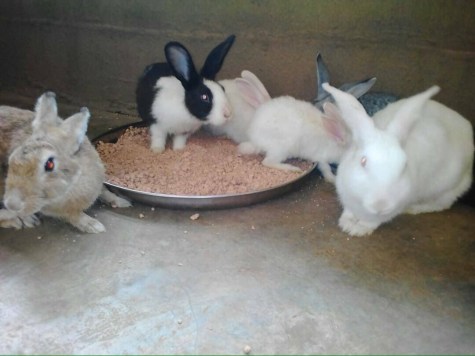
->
[200,34,236,80]
[165,42,201,90]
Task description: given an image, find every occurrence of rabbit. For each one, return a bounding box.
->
[313,52,398,116]
[322,83,474,237]
[136,35,235,152]
[0,92,131,233]
[237,86,350,182]
[209,70,272,143]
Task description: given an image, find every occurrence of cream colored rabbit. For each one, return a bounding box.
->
[0,92,130,233]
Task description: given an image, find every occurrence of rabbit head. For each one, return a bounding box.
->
[212,70,271,143]
[4,92,92,217]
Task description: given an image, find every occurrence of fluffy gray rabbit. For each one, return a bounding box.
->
[313,53,398,116]
[0,92,131,233]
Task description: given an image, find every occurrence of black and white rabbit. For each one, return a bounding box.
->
[136,35,235,152]
[313,52,398,116]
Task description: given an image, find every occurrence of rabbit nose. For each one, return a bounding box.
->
[5,193,25,213]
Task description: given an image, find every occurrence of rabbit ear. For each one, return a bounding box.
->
[165,42,201,90]
[387,85,440,142]
[200,35,236,80]
[322,102,348,145]
[33,91,59,130]
[315,53,331,102]
[241,70,271,101]
[339,77,377,99]
[235,77,270,109]
[61,107,90,154]
[322,83,375,142]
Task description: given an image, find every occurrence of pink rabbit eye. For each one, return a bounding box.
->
[360,156,367,167]
[44,157,55,172]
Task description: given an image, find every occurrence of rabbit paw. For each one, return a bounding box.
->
[0,214,40,229]
[238,142,258,155]
[262,157,302,172]
[172,134,189,150]
[99,187,132,208]
[0,209,40,229]
[0,216,23,229]
[20,214,41,228]
[70,213,106,234]
[338,209,378,237]
[318,162,336,183]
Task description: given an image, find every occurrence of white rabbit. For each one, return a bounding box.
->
[322,83,474,236]
[0,92,131,233]
[237,89,349,182]
[136,35,235,152]
[209,70,271,143]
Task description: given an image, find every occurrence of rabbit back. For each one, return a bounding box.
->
[0,106,35,161]
[374,99,473,206]
[248,96,346,164]
[136,62,172,125]
[359,92,399,117]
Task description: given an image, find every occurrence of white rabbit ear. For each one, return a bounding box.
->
[235,76,270,109]
[240,70,271,102]
[322,83,375,141]
[387,86,440,142]
[33,91,59,130]
[61,107,90,154]
[322,102,348,145]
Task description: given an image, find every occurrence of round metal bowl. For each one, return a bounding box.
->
[92,122,317,210]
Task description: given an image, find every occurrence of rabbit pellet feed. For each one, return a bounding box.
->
[96,126,312,196]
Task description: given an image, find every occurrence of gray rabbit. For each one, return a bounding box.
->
[313,53,398,116]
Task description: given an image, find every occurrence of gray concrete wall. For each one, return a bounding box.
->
[0,0,474,122]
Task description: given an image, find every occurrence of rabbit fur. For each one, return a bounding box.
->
[136,35,235,152]
[313,52,398,116]
[323,83,474,236]
[0,92,131,233]
[237,86,349,182]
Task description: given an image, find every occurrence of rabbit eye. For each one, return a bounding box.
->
[200,94,210,103]
[360,156,367,167]
[44,157,55,172]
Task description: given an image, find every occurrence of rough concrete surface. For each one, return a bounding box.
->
[0,111,474,354]
[1,1,474,354]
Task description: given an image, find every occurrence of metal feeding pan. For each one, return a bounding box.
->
[92,122,317,210]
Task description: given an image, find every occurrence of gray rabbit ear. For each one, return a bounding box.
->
[339,77,377,99]
[33,91,59,130]
[315,53,332,102]
[61,107,90,154]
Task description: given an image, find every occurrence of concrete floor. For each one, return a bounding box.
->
[1,109,474,354]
